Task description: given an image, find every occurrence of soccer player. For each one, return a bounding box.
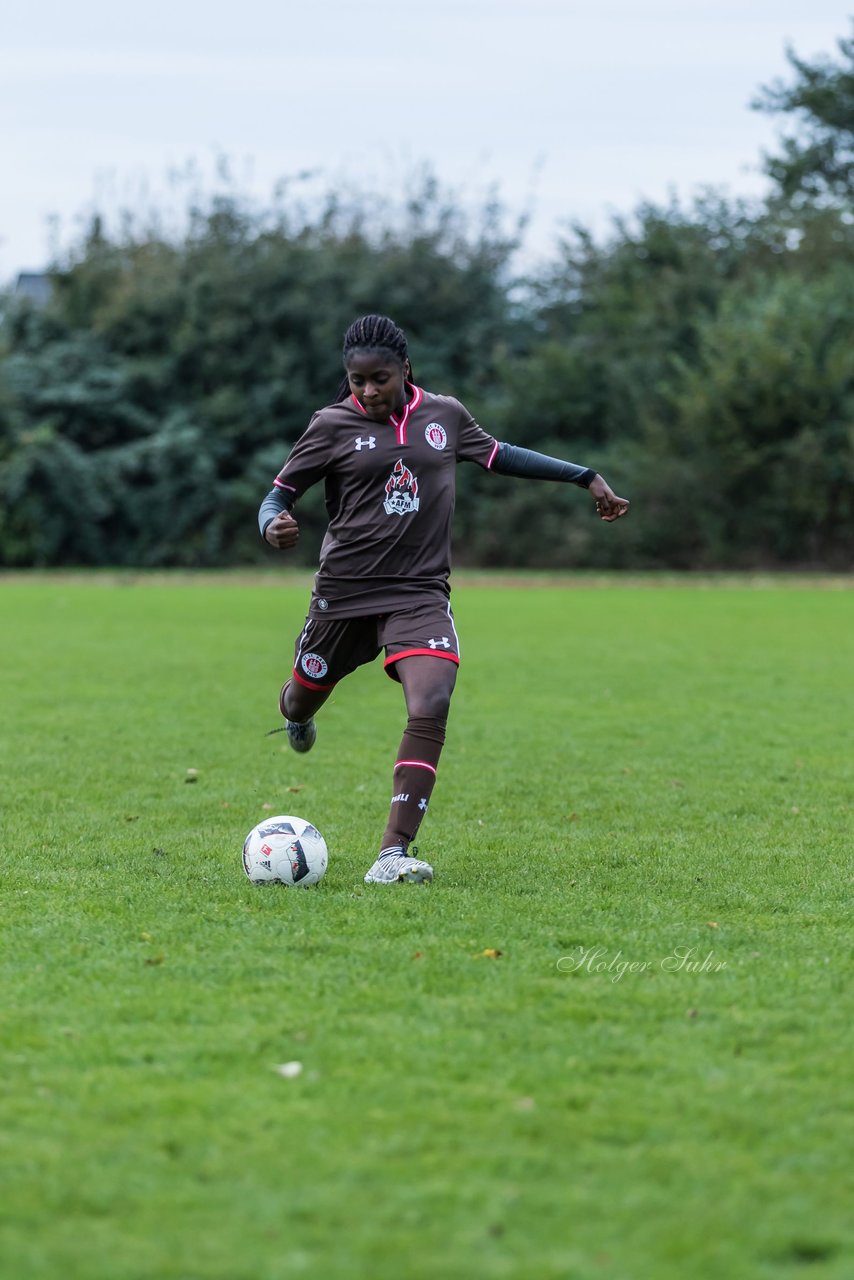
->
[259,315,629,885]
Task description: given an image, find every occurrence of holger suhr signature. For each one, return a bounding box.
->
[557,945,727,983]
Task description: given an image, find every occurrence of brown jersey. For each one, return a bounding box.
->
[274,386,499,616]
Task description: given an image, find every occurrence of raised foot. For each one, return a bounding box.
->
[286,717,316,754]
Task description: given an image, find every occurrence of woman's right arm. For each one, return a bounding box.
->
[259,411,330,549]
[258,490,300,549]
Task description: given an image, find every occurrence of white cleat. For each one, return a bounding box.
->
[286,717,316,754]
[364,847,434,885]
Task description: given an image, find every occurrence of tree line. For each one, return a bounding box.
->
[1,29,852,570]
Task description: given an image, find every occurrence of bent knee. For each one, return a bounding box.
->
[406,687,454,720]
[281,679,331,721]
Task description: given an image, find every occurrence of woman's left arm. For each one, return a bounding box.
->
[491,442,630,522]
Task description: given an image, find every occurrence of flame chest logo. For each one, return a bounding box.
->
[383,458,420,516]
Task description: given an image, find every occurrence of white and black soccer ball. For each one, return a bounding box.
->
[242,815,328,886]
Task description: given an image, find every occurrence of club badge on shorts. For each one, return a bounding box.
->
[301,653,328,679]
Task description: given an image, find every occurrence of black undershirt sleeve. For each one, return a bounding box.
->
[258,488,293,539]
[492,443,597,489]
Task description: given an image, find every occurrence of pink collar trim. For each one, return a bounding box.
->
[349,384,422,445]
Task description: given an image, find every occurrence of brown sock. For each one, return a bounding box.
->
[379,715,446,853]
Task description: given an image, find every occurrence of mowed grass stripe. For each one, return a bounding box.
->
[0,580,851,1280]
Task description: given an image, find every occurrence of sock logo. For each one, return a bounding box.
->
[391,792,409,803]
[418,798,429,812]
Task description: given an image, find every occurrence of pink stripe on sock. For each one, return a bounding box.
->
[394,759,437,777]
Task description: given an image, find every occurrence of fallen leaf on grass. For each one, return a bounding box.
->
[706,921,718,929]
[185,768,199,783]
[687,1008,699,1018]
[139,931,153,943]
[144,955,165,966]
[565,812,579,822]
[274,1061,303,1078]
[287,786,304,793]
[412,951,424,960]
[124,815,139,823]
[261,803,274,811]
[476,948,503,960]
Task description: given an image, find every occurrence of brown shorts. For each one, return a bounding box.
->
[291,597,460,690]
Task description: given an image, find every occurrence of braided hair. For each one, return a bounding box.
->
[335,314,413,402]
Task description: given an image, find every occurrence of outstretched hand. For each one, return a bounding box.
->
[589,475,630,522]
[264,510,300,549]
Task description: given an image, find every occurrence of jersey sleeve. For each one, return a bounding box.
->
[272,412,332,503]
[452,399,500,470]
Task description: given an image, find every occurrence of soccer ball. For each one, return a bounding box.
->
[242,815,328,886]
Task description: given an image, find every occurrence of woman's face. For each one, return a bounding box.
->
[345,349,410,423]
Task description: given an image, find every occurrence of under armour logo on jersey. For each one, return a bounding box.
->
[428,637,451,649]
[354,436,376,450]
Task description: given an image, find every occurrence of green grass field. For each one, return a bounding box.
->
[1,574,851,1280]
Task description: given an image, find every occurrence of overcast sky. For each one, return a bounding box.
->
[2,1,852,283]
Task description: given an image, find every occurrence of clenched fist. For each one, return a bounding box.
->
[589,475,630,522]
[264,510,300,550]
